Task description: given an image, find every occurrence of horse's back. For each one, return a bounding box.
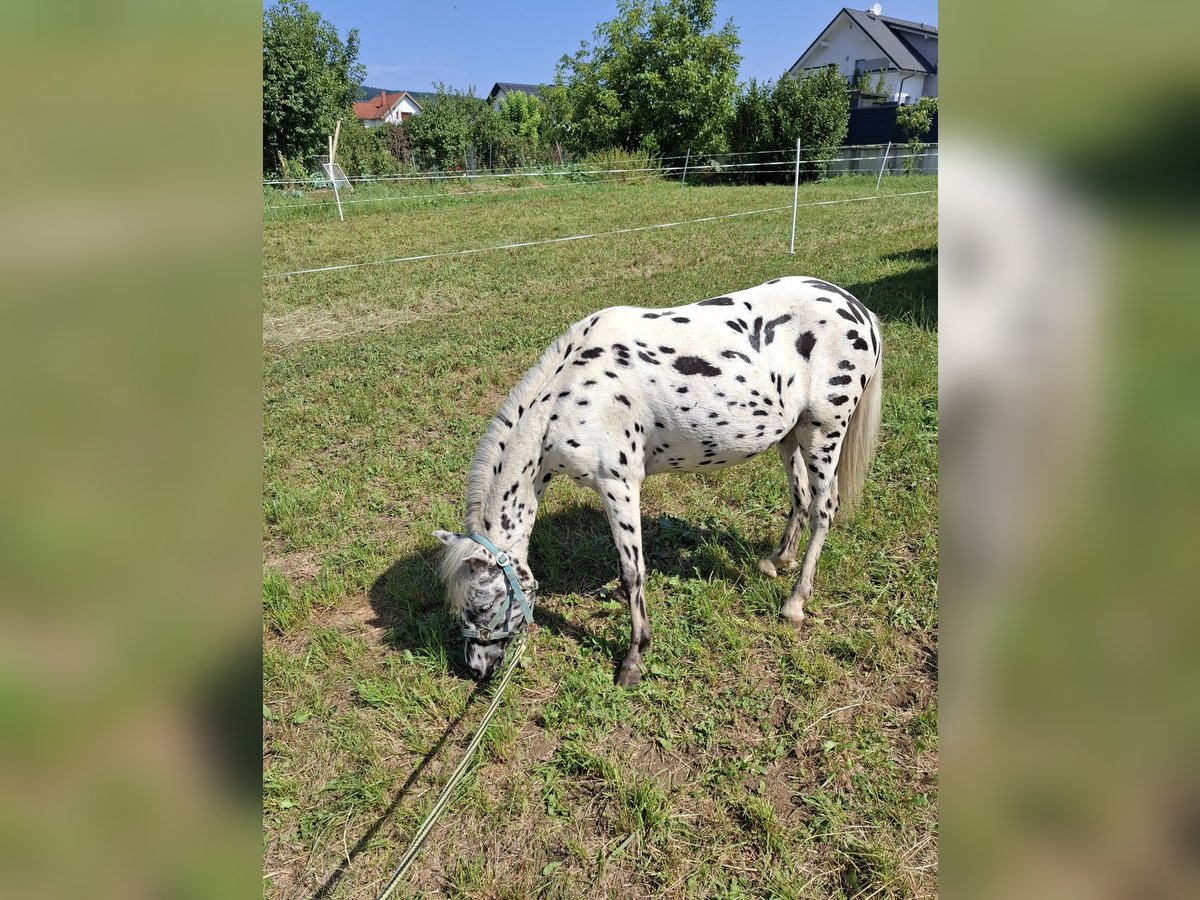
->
[542,278,880,478]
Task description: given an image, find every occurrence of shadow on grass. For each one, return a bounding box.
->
[847,246,938,328]
[309,678,490,899]
[365,504,755,677]
[314,505,758,897]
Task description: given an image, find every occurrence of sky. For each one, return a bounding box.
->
[288,0,939,94]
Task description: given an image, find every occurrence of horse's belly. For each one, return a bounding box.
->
[643,422,782,475]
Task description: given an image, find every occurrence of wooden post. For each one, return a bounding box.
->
[328,133,344,222]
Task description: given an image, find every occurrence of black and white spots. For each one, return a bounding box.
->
[673,356,722,377]
[444,275,882,685]
[797,331,817,360]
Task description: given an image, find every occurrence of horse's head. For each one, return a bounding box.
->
[432,530,537,679]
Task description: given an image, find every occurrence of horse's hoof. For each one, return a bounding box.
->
[780,601,806,628]
[780,613,806,631]
[760,556,796,578]
[615,664,643,688]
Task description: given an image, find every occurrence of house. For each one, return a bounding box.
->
[352,90,422,128]
[486,82,541,110]
[788,6,937,104]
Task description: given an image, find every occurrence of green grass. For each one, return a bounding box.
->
[263,174,937,898]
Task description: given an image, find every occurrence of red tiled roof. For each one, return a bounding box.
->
[352,90,418,121]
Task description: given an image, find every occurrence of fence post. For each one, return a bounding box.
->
[327,134,344,223]
[789,138,801,255]
[680,148,690,186]
[875,141,891,193]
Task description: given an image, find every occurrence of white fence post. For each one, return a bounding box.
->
[789,138,801,255]
[680,148,690,186]
[876,141,891,193]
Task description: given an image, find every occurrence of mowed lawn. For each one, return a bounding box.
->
[263,175,937,899]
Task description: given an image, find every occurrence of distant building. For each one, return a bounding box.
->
[352,90,423,128]
[788,6,937,105]
[486,82,542,110]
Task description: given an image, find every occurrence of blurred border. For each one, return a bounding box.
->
[0,3,262,897]
[947,2,1200,897]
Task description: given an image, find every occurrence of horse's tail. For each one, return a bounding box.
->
[836,326,883,516]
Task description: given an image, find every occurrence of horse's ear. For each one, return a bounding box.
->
[432,529,459,546]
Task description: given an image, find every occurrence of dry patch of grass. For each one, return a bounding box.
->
[263,304,428,348]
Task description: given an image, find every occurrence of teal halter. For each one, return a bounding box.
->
[459,533,536,641]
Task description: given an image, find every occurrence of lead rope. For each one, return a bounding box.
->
[374,635,528,900]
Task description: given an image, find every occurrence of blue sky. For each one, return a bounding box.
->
[288,1,938,94]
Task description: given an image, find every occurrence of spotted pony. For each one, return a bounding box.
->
[434,276,883,685]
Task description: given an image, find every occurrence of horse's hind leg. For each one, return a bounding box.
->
[781,424,844,626]
[759,429,811,578]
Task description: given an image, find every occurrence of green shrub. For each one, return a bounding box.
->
[728,78,773,155]
[580,148,662,183]
[725,65,850,182]
[496,90,543,148]
[770,65,849,181]
[334,118,397,176]
[405,84,481,171]
[896,97,937,175]
[274,152,313,184]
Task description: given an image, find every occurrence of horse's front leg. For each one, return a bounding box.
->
[598,475,649,687]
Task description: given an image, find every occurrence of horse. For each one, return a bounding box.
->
[434,275,883,685]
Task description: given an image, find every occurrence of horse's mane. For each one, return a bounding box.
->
[463,324,578,533]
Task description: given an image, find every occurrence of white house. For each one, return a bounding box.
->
[788,6,937,104]
[352,90,422,128]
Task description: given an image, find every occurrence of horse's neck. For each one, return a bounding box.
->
[474,409,548,559]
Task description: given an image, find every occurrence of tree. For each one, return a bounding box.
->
[726,66,850,182]
[554,0,741,157]
[728,77,772,155]
[496,91,544,148]
[770,65,850,180]
[335,120,396,176]
[403,84,484,171]
[262,0,365,172]
[895,97,937,174]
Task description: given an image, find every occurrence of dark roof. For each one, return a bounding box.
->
[876,13,937,35]
[791,8,937,76]
[843,9,936,73]
[487,82,542,100]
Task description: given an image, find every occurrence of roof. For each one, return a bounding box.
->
[791,7,937,76]
[487,82,542,101]
[351,90,422,122]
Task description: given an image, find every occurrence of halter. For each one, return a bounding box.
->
[459,533,536,642]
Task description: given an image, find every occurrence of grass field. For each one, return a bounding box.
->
[263,174,937,899]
